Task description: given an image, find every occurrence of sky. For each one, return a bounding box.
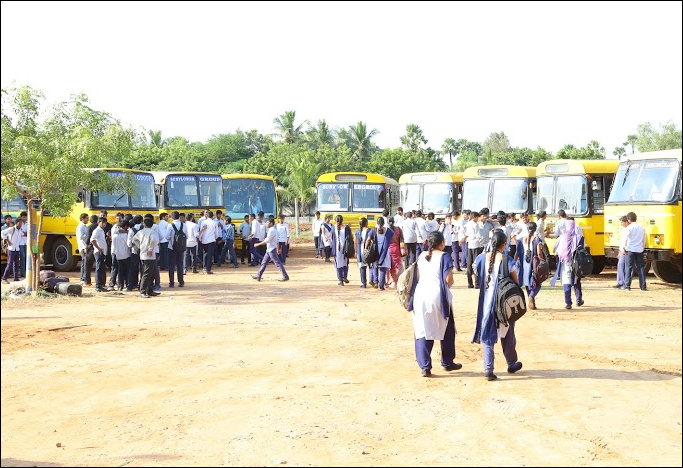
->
[1,1,681,159]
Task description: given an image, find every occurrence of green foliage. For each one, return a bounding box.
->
[243,143,304,184]
[273,110,307,144]
[400,124,428,152]
[488,147,554,167]
[277,153,321,216]
[623,134,638,154]
[635,121,682,152]
[453,149,480,172]
[305,119,335,149]
[613,146,626,159]
[365,148,446,181]
[555,140,605,160]
[348,121,379,162]
[441,138,457,167]
[483,131,510,155]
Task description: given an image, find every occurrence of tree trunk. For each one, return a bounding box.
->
[26,202,39,293]
[294,199,300,237]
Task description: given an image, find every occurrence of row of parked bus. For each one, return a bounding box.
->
[314,149,682,284]
[1,172,279,273]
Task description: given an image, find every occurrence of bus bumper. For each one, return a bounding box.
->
[605,247,674,261]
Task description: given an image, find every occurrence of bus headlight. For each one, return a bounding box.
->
[654,235,662,245]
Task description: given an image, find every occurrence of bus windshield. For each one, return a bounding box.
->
[166,175,199,208]
[462,179,490,212]
[317,183,349,211]
[555,175,587,215]
[609,159,680,203]
[198,175,223,207]
[492,179,529,213]
[92,171,157,209]
[223,178,277,218]
[352,183,385,212]
[400,184,421,212]
[536,177,554,213]
[423,183,452,214]
[130,173,157,209]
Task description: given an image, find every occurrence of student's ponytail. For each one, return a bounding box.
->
[425,231,444,262]
[486,230,508,289]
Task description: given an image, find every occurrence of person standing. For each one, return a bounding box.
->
[18,211,28,278]
[321,215,333,262]
[133,217,160,298]
[622,211,647,291]
[366,217,393,290]
[1,218,23,284]
[166,211,187,287]
[401,211,418,266]
[472,230,523,381]
[550,217,585,309]
[126,215,143,291]
[238,215,252,265]
[249,212,265,266]
[157,212,170,270]
[109,219,131,291]
[184,213,200,274]
[463,211,483,289]
[331,215,352,286]
[221,215,238,268]
[90,216,109,292]
[251,216,289,282]
[198,210,217,275]
[393,207,405,226]
[410,231,461,377]
[387,216,404,288]
[614,215,629,288]
[312,211,324,259]
[276,214,290,264]
[517,222,543,310]
[355,218,371,288]
[76,213,90,285]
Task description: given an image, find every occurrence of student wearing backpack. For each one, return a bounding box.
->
[409,231,461,377]
[331,215,353,286]
[355,218,371,289]
[472,230,523,381]
[166,211,188,288]
[517,222,545,310]
[365,217,394,290]
[550,218,585,309]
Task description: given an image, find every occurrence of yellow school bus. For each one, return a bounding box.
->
[315,172,399,230]
[222,174,279,249]
[399,172,463,218]
[39,168,158,271]
[604,149,682,283]
[153,171,223,220]
[462,166,537,214]
[536,159,620,274]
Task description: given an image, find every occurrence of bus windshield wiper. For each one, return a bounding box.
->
[113,194,127,207]
[621,161,632,186]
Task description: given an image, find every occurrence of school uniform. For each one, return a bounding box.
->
[185,220,199,273]
[166,219,188,287]
[401,218,418,265]
[367,227,394,290]
[126,223,143,291]
[133,227,159,297]
[110,225,131,290]
[220,223,238,267]
[321,222,333,261]
[238,220,251,264]
[1,225,22,282]
[355,227,370,287]
[250,219,265,266]
[199,218,217,274]
[623,222,647,290]
[518,234,543,301]
[76,221,89,283]
[276,221,290,264]
[157,218,170,270]
[313,217,324,257]
[331,224,352,285]
[464,220,484,288]
[254,225,289,280]
[550,223,584,307]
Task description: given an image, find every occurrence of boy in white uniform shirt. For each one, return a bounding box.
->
[393,207,404,226]
[463,211,483,289]
[184,213,200,274]
[401,211,418,265]
[1,218,23,283]
[109,219,131,291]
[276,214,290,264]
[249,212,266,266]
[76,213,90,284]
[251,216,290,282]
[198,211,217,274]
[157,212,170,270]
[133,217,160,298]
[90,217,109,292]
[238,215,252,265]
[312,211,324,258]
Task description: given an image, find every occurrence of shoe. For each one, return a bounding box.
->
[343,278,349,284]
[421,369,432,377]
[565,304,572,310]
[620,286,631,290]
[612,284,623,288]
[484,372,497,381]
[153,285,161,291]
[529,297,536,310]
[192,269,198,274]
[324,259,331,263]
[641,287,648,291]
[338,281,344,286]
[232,264,239,268]
[251,275,261,281]
[149,291,161,297]
[178,283,184,287]
[168,283,174,288]
[507,362,523,374]
[442,363,463,371]
[139,293,150,298]
[468,284,474,289]
[379,287,385,290]
[204,271,214,275]
[183,269,188,275]
[360,285,367,289]
[118,286,124,291]
[456,269,463,272]
[278,277,289,282]
[95,288,104,292]
[577,300,584,307]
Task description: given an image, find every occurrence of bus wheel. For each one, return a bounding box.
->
[591,256,605,275]
[50,237,77,272]
[652,261,682,284]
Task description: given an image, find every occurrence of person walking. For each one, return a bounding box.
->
[472,230,523,381]
[517,222,543,310]
[550,217,585,309]
[409,231,461,377]
[366,217,393,290]
[331,215,352,286]
[622,211,647,291]
[251,216,289,282]
[355,218,370,289]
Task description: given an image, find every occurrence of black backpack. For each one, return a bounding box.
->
[342,226,355,258]
[572,245,593,278]
[172,223,187,254]
[495,254,527,326]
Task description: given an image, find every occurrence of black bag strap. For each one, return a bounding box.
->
[499,253,510,279]
[172,223,179,233]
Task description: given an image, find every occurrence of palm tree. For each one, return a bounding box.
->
[441,138,458,167]
[400,123,428,152]
[273,110,307,144]
[149,130,165,148]
[277,154,321,236]
[624,134,638,154]
[306,119,335,148]
[613,146,626,160]
[348,121,379,162]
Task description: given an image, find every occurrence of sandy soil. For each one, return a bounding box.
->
[1,244,681,467]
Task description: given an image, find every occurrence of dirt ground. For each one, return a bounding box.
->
[1,244,681,467]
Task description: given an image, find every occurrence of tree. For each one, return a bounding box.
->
[1,85,137,293]
[366,148,446,181]
[623,134,638,154]
[613,146,626,159]
[556,141,605,160]
[483,131,510,155]
[148,129,165,148]
[635,121,683,152]
[243,143,305,185]
[306,119,335,149]
[348,121,379,162]
[488,147,554,167]
[273,110,307,144]
[441,138,460,168]
[400,123,428,152]
[277,153,321,236]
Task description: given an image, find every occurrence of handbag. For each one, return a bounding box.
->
[343,227,355,258]
[362,236,379,264]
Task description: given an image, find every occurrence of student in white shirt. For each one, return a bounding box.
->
[166,211,188,287]
[238,215,252,265]
[184,213,200,274]
[312,211,324,258]
[126,215,143,291]
[133,217,160,298]
[401,211,419,265]
[198,210,217,274]
[157,212,170,271]
[276,214,290,264]
[394,207,405,226]
[463,211,483,288]
[249,212,265,266]
[1,218,23,283]
[622,211,647,291]
[76,213,90,284]
[109,219,131,291]
[251,216,289,282]
[90,217,109,292]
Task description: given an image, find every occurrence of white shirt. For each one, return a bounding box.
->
[464,220,483,249]
[1,225,22,251]
[157,218,170,243]
[18,222,27,246]
[439,222,453,247]
[239,221,251,238]
[425,219,439,234]
[111,225,130,259]
[312,218,324,238]
[264,225,278,252]
[90,226,107,255]
[401,218,418,243]
[76,221,89,251]
[536,219,546,241]
[623,223,646,253]
[415,217,428,243]
[394,214,404,226]
[200,218,217,244]
[185,220,199,248]
[276,222,290,242]
[133,227,159,261]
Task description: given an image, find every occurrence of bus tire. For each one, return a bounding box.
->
[49,237,77,272]
[652,260,682,284]
[591,256,605,275]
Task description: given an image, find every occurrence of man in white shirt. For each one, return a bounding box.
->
[90,216,109,292]
[166,211,188,287]
[312,211,324,258]
[184,213,200,274]
[76,213,90,284]
[213,210,227,266]
[614,215,630,289]
[394,207,405,226]
[276,214,290,264]
[133,217,160,298]
[18,211,28,278]
[198,210,217,274]
[157,212,170,271]
[251,216,289,282]
[622,211,647,291]
[414,210,428,258]
[463,211,483,288]
[401,211,418,265]
[1,218,23,283]
[126,215,144,291]
[109,219,131,291]
[249,211,266,266]
[238,215,252,265]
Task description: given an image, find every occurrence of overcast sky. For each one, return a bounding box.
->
[2,1,681,158]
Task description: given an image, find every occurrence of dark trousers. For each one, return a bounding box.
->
[84,249,95,285]
[314,236,322,256]
[324,245,332,261]
[221,238,238,266]
[127,253,140,291]
[415,310,456,370]
[482,320,517,372]
[250,238,263,265]
[256,250,288,279]
[467,247,484,287]
[406,242,417,266]
[460,241,468,267]
[240,239,250,263]
[168,249,185,286]
[115,257,129,289]
[452,242,461,269]
[563,279,583,306]
[625,251,646,290]
[159,243,169,270]
[2,250,20,281]
[109,254,119,288]
[139,259,155,295]
[153,253,161,287]
[214,240,224,265]
[202,242,215,272]
[19,244,27,277]
[80,252,87,283]
[185,246,199,271]
[359,266,367,286]
[278,242,289,264]
[94,251,107,290]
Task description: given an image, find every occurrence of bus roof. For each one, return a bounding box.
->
[317,172,398,185]
[398,172,463,184]
[151,171,222,184]
[620,149,682,163]
[85,168,154,175]
[536,159,620,176]
[463,165,536,179]
[221,173,275,182]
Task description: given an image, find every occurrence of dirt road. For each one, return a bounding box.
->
[1,245,681,467]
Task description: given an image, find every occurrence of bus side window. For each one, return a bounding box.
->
[592,177,605,213]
